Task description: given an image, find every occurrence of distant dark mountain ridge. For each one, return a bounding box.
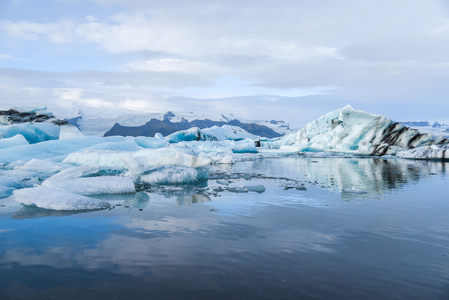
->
[104,112,283,138]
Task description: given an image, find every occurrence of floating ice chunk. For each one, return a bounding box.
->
[139,166,206,185]
[218,155,234,164]
[232,138,257,153]
[167,127,202,143]
[0,123,60,144]
[241,185,266,193]
[59,124,83,139]
[397,145,449,160]
[201,125,259,141]
[0,136,118,164]
[121,154,150,175]
[134,136,168,149]
[228,186,249,193]
[154,132,164,139]
[15,159,68,174]
[42,176,135,195]
[166,125,258,143]
[63,151,130,168]
[134,148,211,168]
[64,148,211,169]
[84,137,141,151]
[0,134,29,149]
[216,179,231,186]
[44,165,100,182]
[13,187,111,210]
[0,175,21,198]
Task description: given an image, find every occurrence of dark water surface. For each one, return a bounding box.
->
[1,157,449,299]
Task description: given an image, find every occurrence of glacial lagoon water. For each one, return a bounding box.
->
[1,157,449,299]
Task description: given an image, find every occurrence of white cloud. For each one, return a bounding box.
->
[0,19,77,43]
[123,58,227,74]
[0,54,14,59]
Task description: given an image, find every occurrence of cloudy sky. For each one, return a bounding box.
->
[1,0,449,126]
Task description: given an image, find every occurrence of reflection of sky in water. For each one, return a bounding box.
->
[0,158,449,299]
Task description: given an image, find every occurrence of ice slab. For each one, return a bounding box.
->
[59,124,83,139]
[13,187,111,210]
[0,134,29,149]
[0,123,60,144]
[42,176,135,195]
[134,136,168,149]
[64,147,211,170]
[0,136,122,164]
[397,145,449,160]
[15,159,69,174]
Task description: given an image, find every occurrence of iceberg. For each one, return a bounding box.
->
[262,105,449,156]
[0,134,29,149]
[0,107,82,143]
[397,145,449,160]
[15,159,68,174]
[41,176,135,195]
[138,166,206,185]
[13,187,111,210]
[166,125,259,143]
[64,148,212,170]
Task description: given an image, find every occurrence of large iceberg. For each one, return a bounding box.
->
[261,105,449,157]
[166,125,258,143]
[0,107,82,143]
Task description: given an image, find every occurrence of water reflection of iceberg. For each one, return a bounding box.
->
[13,192,150,219]
[13,206,95,219]
[176,192,211,206]
[294,158,446,198]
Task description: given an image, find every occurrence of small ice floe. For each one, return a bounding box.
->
[216,179,231,186]
[241,185,266,193]
[342,187,367,194]
[284,184,307,191]
[13,187,111,210]
[227,184,266,194]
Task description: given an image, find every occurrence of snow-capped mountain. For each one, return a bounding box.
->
[66,110,293,138]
